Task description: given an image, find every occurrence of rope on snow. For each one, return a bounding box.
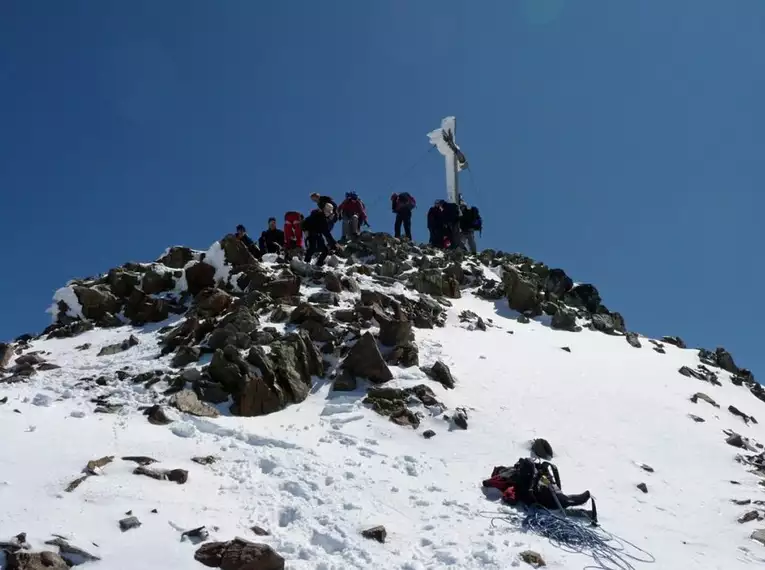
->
[478,507,656,570]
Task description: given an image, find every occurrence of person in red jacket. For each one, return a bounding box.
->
[337,191,368,241]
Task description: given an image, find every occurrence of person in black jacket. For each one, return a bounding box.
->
[303,207,338,266]
[310,193,338,231]
[441,201,461,249]
[259,218,285,254]
[427,201,445,248]
[235,224,262,259]
[391,192,416,240]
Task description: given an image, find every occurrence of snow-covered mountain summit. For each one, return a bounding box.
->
[1,232,764,570]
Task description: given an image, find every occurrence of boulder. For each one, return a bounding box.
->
[503,267,541,315]
[715,347,740,374]
[299,319,334,342]
[543,268,573,299]
[386,342,419,368]
[519,551,546,568]
[194,288,233,319]
[194,537,285,570]
[361,526,387,544]
[590,312,626,334]
[551,308,579,332]
[333,370,358,391]
[425,360,455,389]
[377,315,413,347]
[625,332,642,348]
[289,303,328,325]
[662,336,687,349]
[157,246,195,268]
[307,291,339,306]
[690,392,719,408]
[324,273,343,293]
[97,335,139,357]
[220,234,259,271]
[73,286,122,321]
[752,529,765,546]
[170,389,220,418]
[171,346,201,368]
[264,276,300,299]
[185,262,217,296]
[236,266,271,292]
[46,320,95,339]
[343,332,393,383]
[333,309,357,323]
[142,267,175,294]
[5,551,69,570]
[124,289,170,325]
[0,343,14,368]
[107,268,140,298]
[564,283,602,314]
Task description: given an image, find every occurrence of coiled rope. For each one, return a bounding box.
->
[479,507,655,570]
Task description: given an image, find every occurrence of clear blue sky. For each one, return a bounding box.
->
[1,1,763,377]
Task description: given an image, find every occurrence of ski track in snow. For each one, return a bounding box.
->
[1,255,765,570]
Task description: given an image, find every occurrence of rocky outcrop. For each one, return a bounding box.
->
[503,267,540,316]
[342,333,393,384]
[208,331,322,416]
[157,246,195,268]
[194,537,284,570]
[377,315,413,347]
[170,389,220,418]
[424,361,455,389]
[4,550,69,570]
[194,287,232,319]
[124,288,171,325]
[141,266,175,294]
[0,343,12,369]
[220,234,259,271]
[73,285,122,324]
[185,262,216,296]
[97,335,139,357]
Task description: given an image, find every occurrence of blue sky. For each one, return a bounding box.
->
[1,0,763,377]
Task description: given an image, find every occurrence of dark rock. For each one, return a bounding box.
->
[122,456,158,466]
[543,268,573,299]
[625,332,642,348]
[729,405,756,425]
[425,361,455,389]
[423,430,436,439]
[503,267,541,315]
[106,269,139,298]
[531,438,554,460]
[236,266,271,292]
[688,414,705,423]
[637,483,648,494]
[86,455,115,474]
[561,346,571,353]
[639,463,654,473]
[145,405,173,425]
[690,392,719,407]
[220,234,260,271]
[591,313,625,335]
[453,407,469,429]
[157,246,195,269]
[361,526,387,544]
[289,303,328,325]
[192,455,219,466]
[141,267,175,294]
[726,434,745,448]
[43,537,101,565]
[73,285,122,322]
[97,335,139,357]
[15,354,45,366]
[194,537,285,570]
[752,529,765,546]
[333,309,357,323]
[133,466,188,484]
[332,370,357,392]
[264,277,300,299]
[270,306,289,322]
[386,342,419,368]
[5,551,69,570]
[119,516,142,532]
[250,526,270,537]
[194,287,233,319]
[307,291,339,306]
[37,362,60,371]
[324,273,343,293]
[715,347,740,374]
[185,262,217,296]
[65,475,89,492]
[299,319,334,342]
[551,308,579,332]
[170,389,220,418]
[377,315,413,347]
[171,346,201,368]
[342,333,393,383]
[46,320,95,339]
[662,336,687,349]
[124,288,170,325]
[738,511,760,524]
[564,283,601,314]
[678,365,721,386]
[519,550,546,568]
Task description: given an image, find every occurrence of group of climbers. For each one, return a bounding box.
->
[233,190,482,267]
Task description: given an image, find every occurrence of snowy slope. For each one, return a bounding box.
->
[1,237,765,570]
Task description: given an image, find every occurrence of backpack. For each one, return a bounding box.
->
[482,458,560,506]
[463,206,482,231]
[397,192,415,210]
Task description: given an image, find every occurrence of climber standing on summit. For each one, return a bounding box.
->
[458,200,482,254]
[441,200,461,249]
[258,217,285,254]
[303,202,338,267]
[337,191,368,241]
[427,200,445,248]
[310,193,338,232]
[391,192,416,240]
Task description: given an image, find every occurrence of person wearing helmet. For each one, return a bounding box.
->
[391,192,416,240]
[337,191,368,241]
